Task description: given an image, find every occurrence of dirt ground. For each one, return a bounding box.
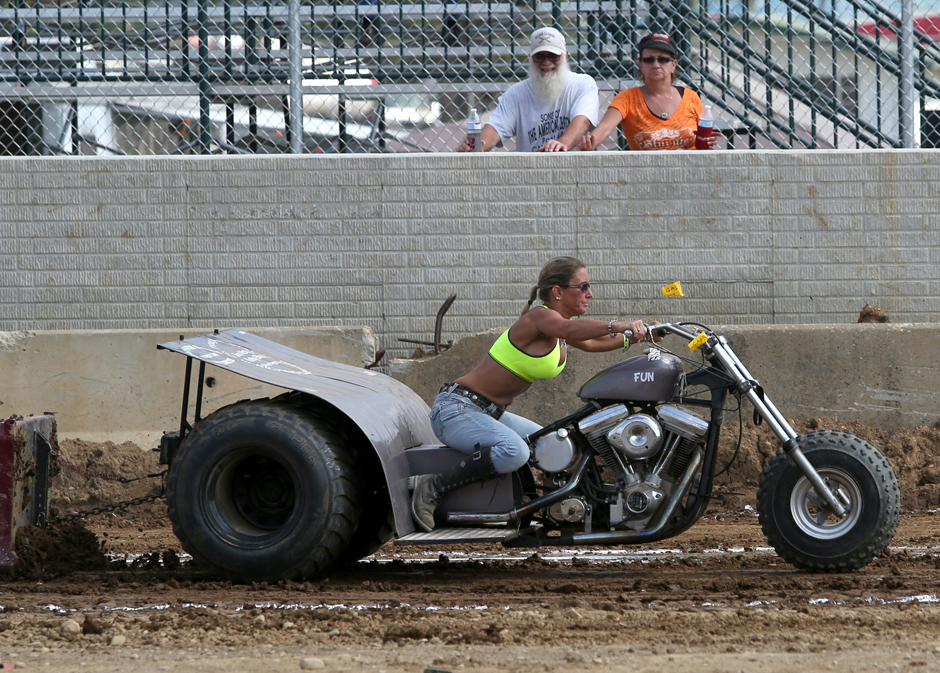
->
[2,419,940,672]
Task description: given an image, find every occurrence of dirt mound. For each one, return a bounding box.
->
[858,303,891,323]
[51,438,166,522]
[3,520,109,580]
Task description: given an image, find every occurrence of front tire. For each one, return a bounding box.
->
[757,431,900,572]
[166,400,362,582]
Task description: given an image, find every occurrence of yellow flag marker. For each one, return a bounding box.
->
[689,332,709,351]
[662,281,684,297]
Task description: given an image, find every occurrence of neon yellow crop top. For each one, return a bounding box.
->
[488,308,566,383]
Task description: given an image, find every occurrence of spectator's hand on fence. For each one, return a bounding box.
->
[456,137,473,152]
[578,132,598,151]
[538,138,568,152]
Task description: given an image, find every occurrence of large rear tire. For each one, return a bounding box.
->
[166,400,362,582]
[332,501,395,567]
[757,431,900,572]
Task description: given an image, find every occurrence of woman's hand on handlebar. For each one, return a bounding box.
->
[621,320,665,343]
[648,320,665,343]
[619,320,647,343]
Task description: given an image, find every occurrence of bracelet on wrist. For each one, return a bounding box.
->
[607,320,616,338]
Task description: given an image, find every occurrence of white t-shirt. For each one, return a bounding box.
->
[486,73,599,151]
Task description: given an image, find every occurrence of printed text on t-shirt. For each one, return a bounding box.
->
[528,109,570,146]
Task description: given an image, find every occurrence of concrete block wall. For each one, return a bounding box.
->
[0,326,376,447]
[2,151,939,361]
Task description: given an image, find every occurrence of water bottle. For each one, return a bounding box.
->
[467,107,482,152]
[695,104,713,150]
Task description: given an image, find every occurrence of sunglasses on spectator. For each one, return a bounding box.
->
[532,52,562,63]
[640,56,675,64]
[560,282,592,293]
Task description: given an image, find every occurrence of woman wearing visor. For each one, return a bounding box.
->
[579,33,718,151]
[411,256,660,531]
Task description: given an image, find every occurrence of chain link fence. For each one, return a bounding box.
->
[0,0,937,155]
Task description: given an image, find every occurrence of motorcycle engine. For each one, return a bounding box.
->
[577,404,709,529]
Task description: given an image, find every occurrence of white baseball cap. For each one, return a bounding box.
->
[529,27,566,57]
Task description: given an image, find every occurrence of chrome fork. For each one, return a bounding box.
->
[708,336,848,519]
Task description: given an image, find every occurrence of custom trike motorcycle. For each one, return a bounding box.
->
[157,323,900,582]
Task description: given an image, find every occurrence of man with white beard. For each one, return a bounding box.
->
[456,27,599,152]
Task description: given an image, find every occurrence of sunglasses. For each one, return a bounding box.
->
[560,282,592,293]
[640,56,675,64]
[532,52,562,63]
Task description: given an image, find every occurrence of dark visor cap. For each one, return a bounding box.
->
[637,33,676,56]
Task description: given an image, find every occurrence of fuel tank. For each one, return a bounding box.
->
[578,351,684,403]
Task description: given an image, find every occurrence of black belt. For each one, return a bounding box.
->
[439,383,505,420]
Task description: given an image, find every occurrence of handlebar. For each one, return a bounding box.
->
[622,322,709,343]
[621,325,655,342]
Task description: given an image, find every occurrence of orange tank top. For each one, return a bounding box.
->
[609,86,704,151]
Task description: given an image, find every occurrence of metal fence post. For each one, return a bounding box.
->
[288,0,304,153]
[900,0,915,148]
[198,0,212,154]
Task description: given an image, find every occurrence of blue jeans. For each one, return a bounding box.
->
[429,391,541,474]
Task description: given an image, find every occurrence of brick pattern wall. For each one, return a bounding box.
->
[2,151,939,360]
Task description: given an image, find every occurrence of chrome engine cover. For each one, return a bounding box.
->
[577,404,630,437]
[549,497,587,523]
[623,484,665,514]
[658,405,709,439]
[532,428,579,473]
[607,414,663,460]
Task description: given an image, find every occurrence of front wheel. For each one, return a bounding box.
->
[757,431,900,572]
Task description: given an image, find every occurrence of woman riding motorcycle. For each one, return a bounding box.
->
[411,255,659,531]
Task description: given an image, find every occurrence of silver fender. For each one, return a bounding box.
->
[158,329,436,535]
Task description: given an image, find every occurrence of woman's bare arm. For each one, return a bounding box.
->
[522,308,645,343]
[578,106,624,151]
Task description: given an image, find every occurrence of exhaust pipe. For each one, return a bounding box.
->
[445,448,702,544]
